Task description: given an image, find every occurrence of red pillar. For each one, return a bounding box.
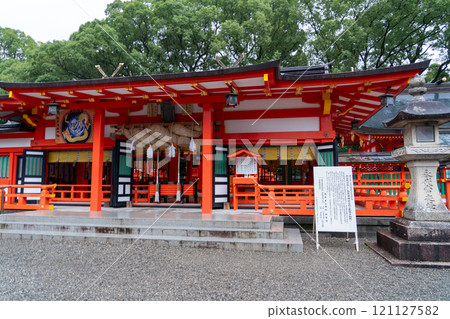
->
[445,169,450,209]
[90,108,105,212]
[34,108,46,140]
[169,153,178,182]
[202,103,213,214]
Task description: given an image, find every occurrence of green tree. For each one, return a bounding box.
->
[104,0,307,72]
[0,27,36,60]
[301,0,449,72]
[0,27,37,85]
[425,63,449,83]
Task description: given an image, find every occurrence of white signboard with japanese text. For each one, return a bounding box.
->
[236,157,257,176]
[313,166,359,251]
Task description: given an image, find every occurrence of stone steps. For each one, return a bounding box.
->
[0,214,272,229]
[0,210,303,252]
[0,227,301,252]
[0,220,285,240]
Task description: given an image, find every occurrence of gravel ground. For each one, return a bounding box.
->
[0,233,448,301]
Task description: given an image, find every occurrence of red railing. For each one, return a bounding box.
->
[342,163,450,209]
[133,184,156,203]
[0,184,56,211]
[257,183,409,217]
[52,184,111,202]
[52,183,198,204]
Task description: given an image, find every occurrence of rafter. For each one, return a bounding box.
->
[225,80,241,94]
[191,82,209,96]
[157,85,181,98]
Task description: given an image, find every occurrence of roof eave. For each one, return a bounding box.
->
[280,60,430,82]
[0,60,282,90]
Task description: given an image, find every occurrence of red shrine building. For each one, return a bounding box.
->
[0,59,435,214]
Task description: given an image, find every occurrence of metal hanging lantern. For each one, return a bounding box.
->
[380,90,394,107]
[351,119,359,130]
[48,97,60,115]
[225,92,239,107]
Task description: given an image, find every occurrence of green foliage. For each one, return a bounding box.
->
[301,0,449,71]
[425,63,449,83]
[0,27,37,60]
[0,27,37,83]
[0,0,449,82]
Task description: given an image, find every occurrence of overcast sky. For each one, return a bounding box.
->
[0,0,115,42]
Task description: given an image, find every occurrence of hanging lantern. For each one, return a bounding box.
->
[380,89,394,107]
[225,92,239,107]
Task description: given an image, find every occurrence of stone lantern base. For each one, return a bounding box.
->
[368,218,450,268]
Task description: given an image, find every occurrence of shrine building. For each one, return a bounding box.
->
[0,59,433,215]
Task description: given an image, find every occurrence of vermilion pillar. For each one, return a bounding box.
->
[169,153,178,182]
[34,109,46,140]
[202,103,213,214]
[90,108,105,212]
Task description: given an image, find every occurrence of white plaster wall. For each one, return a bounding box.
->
[224,98,319,112]
[129,107,148,116]
[45,127,55,140]
[0,138,32,149]
[104,125,115,138]
[105,110,119,117]
[225,117,320,134]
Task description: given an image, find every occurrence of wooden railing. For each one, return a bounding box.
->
[133,184,157,203]
[258,185,314,216]
[342,163,450,209]
[0,184,56,211]
[133,182,198,203]
[52,184,111,202]
[258,183,409,217]
[52,182,198,204]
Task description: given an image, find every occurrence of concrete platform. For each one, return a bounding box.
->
[0,207,303,253]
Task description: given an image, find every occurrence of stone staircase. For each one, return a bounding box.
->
[0,208,303,252]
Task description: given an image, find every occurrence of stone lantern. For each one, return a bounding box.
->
[369,75,450,267]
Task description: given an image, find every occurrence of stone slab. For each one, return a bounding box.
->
[0,228,303,253]
[390,218,450,242]
[377,230,450,262]
[0,208,273,229]
[366,242,450,269]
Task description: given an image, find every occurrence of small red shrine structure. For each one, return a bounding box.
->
[0,59,436,215]
[228,149,261,210]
